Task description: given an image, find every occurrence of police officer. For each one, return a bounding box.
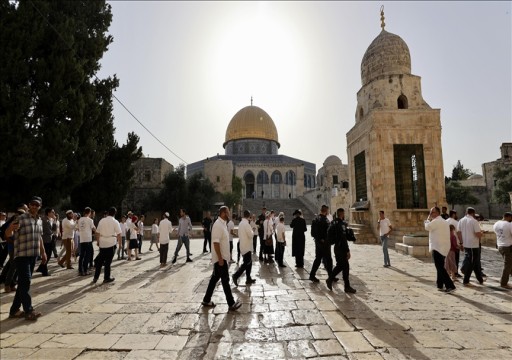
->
[328,208,356,293]
[309,205,333,285]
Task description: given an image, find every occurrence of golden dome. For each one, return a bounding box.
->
[224,105,280,147]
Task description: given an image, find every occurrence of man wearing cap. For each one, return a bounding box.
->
[457,207,484,286]
[58,209,75,269]
[494,212,512,289]
[158,212,174,267]
[232,210,256,286]
[256,207,266,261]
[5,196,46,320]
[93,207,121,284]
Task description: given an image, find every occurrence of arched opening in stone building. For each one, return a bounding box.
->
[397,94,408,109]
[271,170,282,198]
[244,171,255,199]
[285,170,296,198]
[257,170,269,198]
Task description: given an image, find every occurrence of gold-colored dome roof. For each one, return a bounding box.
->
[224,105,279,147]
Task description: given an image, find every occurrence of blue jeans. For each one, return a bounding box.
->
[380,235,390,266]
[174,235,191,258]
[10,256,36,315]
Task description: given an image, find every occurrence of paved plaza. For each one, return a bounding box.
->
[1,228,511,360]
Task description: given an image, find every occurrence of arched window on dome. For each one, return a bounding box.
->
[271,170,282,198]
[397,94,408,109]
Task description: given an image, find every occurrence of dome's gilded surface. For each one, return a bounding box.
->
[224,105,279,147]
[361,30,411,86]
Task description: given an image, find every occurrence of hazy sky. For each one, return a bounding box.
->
[99,1,511,176]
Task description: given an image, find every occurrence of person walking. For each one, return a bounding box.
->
[172,209,193,264]
[446,210,461,278]
[149,218,159,252]
[93,207,121,284]
[458,207,484,286]
[137,215,145,254]
[202,211,213,253]
[118,216,127,260]
[309,205,333,283]
[377,210,392,267]
[232,210,257,286]
[425,206,456,293]
[127,215,140,261]
[35,208,55,277]
[58,210,75,269]
[256,207,266,261]
[5,196,47,320]
[290,209,307,268]
[77,207,96,276]
[275,216,287,268]
[494,212,512,289]
[158,212,174,268]
[201,206,242,311]
[328,208,356,293]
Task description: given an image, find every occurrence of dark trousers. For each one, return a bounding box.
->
[233,251,253,281]
[259,233,264,257]
[237,241,241,262]
[230,241,233,259]
[203,232,211,252]
[462,247,484,284]
[36,242,53,276]
[310,240,333,278]
[137,234,143,253]
[79,242,93,274]
[433,250,455,289]
[332,248,350,288]
[10,256,36,315]
[94,246,115,281]
[498,245,512,286]
[160,243,169,264]
[455,249,460,273]
[203,261,235,307]
[0,242,8,267]
[253,235,258,253]
[275,242,285,266]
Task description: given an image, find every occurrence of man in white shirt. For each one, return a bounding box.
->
[425,206,455,293]
[201,206,241,311]
[158,212,174,268]
[58,210,75,269]
[494,212,512,289]
[78,207,96,276]
[445,210,461,278]
[457,207,484,286]
[232,210,257,286]
[275,216,287,268]
[377,211,392,267]
[227,215,235,263]
[93,207,121,284]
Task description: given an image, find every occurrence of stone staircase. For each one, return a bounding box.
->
[242,198,316,222]
[347,223,379,244]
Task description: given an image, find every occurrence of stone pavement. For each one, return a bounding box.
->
[1,229,511,360]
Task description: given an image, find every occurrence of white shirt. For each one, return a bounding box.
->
[211,217,230,263]
[446,217,459,231]
[276,222,286,243]
[425,216,450,256]
[494,220,512,247]
[264,219,273,237]
[129,222,138,240]
[78,216,96,243]
[151,224,159,235]
[96,216,121,248]
[457,215,481,248]
[61,218,75,239]
[250,220,258,236]
[238,218,253,255]
[158,218,173,245]
[227,220,235,242]
[120,222,127,237]
[378,218,391,236]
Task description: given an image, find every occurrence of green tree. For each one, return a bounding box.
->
[0,0,118,208]
[445,181,479,209]
[70,132,143,212]
[450,160,474,181]
[493,165,512,204]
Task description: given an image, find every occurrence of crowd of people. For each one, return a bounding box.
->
[1,196,510,320]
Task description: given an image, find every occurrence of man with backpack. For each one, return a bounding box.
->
[309,205,333,286]
[327,208,356,293]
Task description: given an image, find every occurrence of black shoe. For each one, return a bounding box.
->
[103,278,115,284]
[309,276,320,283]
[333,277,339,282]
[326,278,333,291]
[345,287,356,294]
[186,258,193,263]
[246,279,256,285]
[232,275,239,287]
[229,300,242,311]
[92,278,98,284]
[202,301,216,307]
[172,257,177,264]
[445,287,456,293]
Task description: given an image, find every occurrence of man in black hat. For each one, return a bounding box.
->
[290,209,307,268]
[5,196,46,320]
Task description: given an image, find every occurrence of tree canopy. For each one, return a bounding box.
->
[0,0,118,208]
[493,165,512,204]
[445,181,479,209]
[447,160,474,182]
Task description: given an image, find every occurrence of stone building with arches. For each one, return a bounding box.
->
[187,104,317,199]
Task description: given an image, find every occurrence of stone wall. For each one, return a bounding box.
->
[302,187,351,221]
[204,158,234,194]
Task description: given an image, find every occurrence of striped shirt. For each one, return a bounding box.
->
[14,213,42,258]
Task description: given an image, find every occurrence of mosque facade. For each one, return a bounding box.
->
[187,104,317,199]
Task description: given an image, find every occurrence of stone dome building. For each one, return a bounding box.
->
[347,9,446,246]
[187,103,316,199]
